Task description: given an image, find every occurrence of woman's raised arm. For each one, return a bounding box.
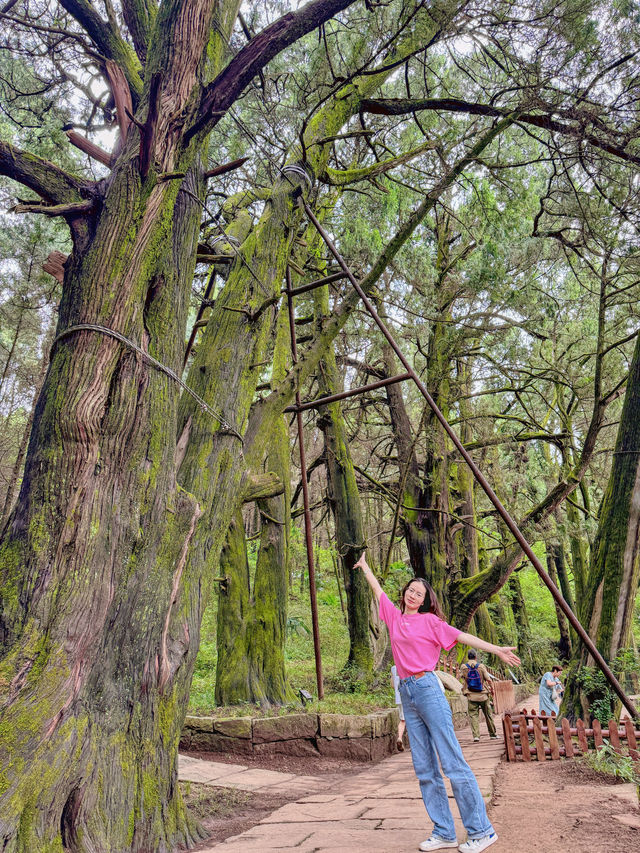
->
[456,631,521,667]
[354,552,384,602]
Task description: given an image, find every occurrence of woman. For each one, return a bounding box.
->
[355,552,520,853]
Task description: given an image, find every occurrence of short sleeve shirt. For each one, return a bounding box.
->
[379,591,460,678]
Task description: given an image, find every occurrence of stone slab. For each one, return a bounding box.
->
[184,714,214,732]
[316,735,371,760]
[212,717,252,739]
[253,736,319,758]
[216,768,296,790]
[318,713,372,738]
[253,713,318,743]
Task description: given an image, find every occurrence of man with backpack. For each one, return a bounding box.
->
[461,650,497,742]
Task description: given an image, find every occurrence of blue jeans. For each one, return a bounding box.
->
[399,672,494,841]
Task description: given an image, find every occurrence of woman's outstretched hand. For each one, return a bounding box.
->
[494,646,521,666]
[354,552,368,571]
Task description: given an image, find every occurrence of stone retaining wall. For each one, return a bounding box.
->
[180,708,400,761]
[181,683,534,759]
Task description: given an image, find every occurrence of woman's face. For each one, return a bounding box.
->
[404,581,426,613]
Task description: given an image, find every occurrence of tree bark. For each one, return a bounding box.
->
[314,297,373,681]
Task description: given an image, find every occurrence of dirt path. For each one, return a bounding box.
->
[490,759,639,852]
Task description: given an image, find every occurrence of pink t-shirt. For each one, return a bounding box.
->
[379,591,460,678]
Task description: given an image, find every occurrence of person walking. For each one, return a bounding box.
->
[539,665,563,716]
[355,552,520,853]
[461,651,497,742]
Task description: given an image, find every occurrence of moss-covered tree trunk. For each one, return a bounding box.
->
[546,543,572,660]
[215,309,294,705]
[564,332,640,716]
[454,359,496,640]
[0,140,210,853]
[507,569,537,674]
[314,318,373,682]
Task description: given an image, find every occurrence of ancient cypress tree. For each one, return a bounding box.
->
[0,1,363,848]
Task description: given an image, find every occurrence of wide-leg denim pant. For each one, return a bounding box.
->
[399,672,494,841]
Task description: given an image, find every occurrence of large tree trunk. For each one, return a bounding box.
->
[0,151,209,850]
[215,309,294,705]
[316,351,373,680]
[546,543,572,660]
[454,359,496,641]
[564,332,640,718]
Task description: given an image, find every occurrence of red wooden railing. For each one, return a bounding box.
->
[503,709,640,762]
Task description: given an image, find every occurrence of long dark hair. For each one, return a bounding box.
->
[399,577,445,619]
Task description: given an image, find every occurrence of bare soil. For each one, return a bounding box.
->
[490,759,640,852]
[183,784,299,850]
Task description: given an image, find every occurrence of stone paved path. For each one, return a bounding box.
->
[179,716,505,852]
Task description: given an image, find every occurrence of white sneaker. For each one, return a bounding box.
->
[419,837,458,851]
[458,833,498,852]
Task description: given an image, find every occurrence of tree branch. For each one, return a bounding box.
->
[59,0,143,101]
[0,139,89,204]
[11,200,95,217]
[188,0,359,141]
[320,139,435,185]
[120,0,156,62]
[361,97,640,167]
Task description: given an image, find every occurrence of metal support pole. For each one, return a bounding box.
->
[285,266,324,699]
[300,197,639,722]
[284,372,411,412]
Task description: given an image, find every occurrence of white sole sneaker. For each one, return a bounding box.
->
[458,832,498,852]
[418,837,459,851]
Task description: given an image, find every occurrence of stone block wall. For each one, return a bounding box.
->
[180,708,399,761]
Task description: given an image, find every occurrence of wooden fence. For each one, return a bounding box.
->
[503,708,640,762]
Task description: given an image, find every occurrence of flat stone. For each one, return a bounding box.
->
[213,716,252,739]
[254,737,319,758]
[253,713,318,743]
[184,714,214,732]
[218,768,296,790]
[319,713,372,738]
[316,735,371,760]
[370,708,397,737]
[371,732,395,760]
[178,756,247,784]
[191,732,254,755]
[261,802,367,824]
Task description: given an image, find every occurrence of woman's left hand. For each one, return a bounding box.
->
[494,646,521,666]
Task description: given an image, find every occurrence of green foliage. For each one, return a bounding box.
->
[580,743,640,785]
[576,650,640,725]
[286,615,310,637]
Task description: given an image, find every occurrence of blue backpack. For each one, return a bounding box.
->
[465,663,483,692]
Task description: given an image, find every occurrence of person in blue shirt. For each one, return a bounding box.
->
[539,665,563,715]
